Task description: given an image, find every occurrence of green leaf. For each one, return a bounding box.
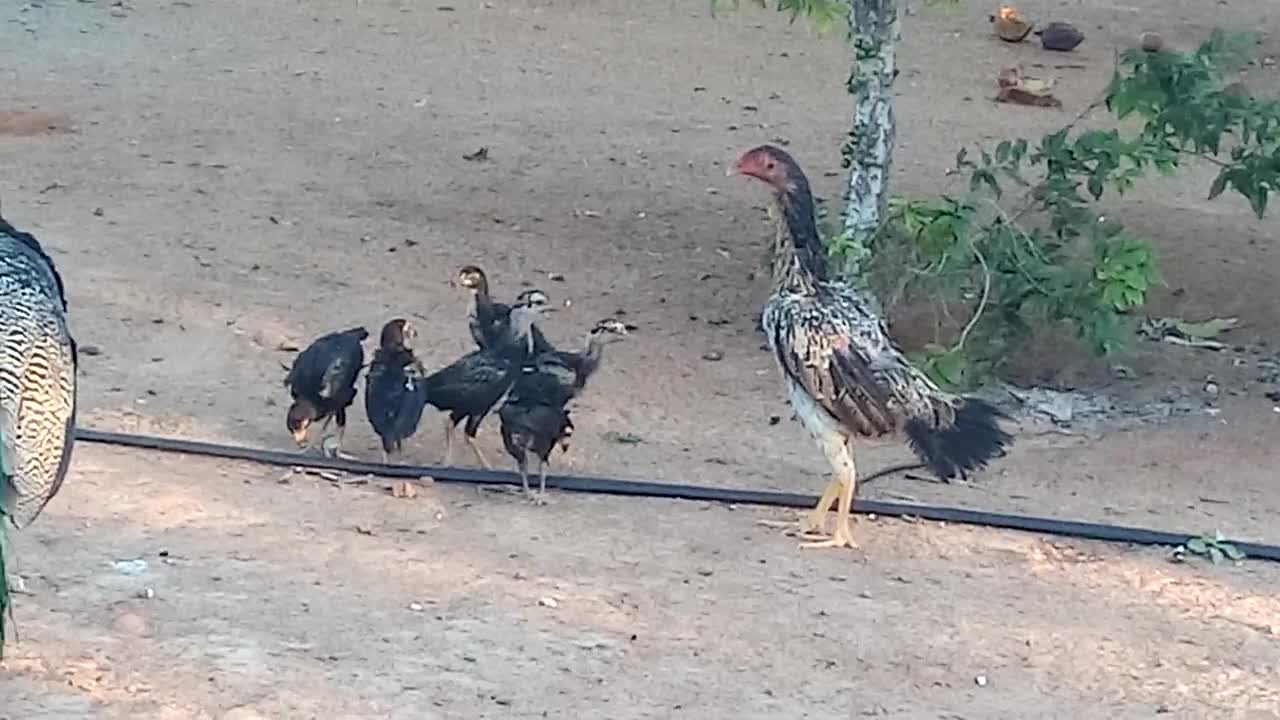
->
[1185,537,1209,554]
[1221,543,1246,561]
[1248,186,1269,218]
[1208,545,1225,565]
[1207,171,1229,200]
[1086,174,1104,200]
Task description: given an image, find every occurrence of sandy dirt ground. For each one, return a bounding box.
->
[2,0,1279,717]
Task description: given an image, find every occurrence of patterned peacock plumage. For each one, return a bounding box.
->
[733,145,1012,550]
[0,211,78,656]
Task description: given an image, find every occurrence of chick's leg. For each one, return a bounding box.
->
[466,434,493,470]
[516,454,531,495]
[461,415,493,469]
[524,457,549,505]
[442,417,456,466]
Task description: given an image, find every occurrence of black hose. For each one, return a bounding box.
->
[73,427,1280,562]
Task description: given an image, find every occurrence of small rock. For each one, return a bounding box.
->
[136,587,155,600]
[975,674,989,687]
[702,350,724,362]
[79,344,102,356]
[1140,31,1164,53]
[408,602,425,612]
[1035,21,1084,51]
[538,596,559,608]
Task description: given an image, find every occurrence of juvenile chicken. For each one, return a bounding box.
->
[365,319,429,464]
[283,326,368,456]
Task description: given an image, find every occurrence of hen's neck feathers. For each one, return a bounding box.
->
[770,177,829,293]
[573,332,609,382]
[471,277,493,311]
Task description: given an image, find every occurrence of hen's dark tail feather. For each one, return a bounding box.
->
[904,398,1013,481]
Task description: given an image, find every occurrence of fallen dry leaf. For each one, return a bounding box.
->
[990,5,1033,43]
[995,68,1063,108]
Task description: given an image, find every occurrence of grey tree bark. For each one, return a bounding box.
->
[839,0,899,293]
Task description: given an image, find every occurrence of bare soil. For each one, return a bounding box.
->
[2,0,1279,717]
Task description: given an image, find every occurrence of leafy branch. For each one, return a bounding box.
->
[851,31,1280,389]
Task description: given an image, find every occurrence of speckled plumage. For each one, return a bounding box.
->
[754,149,1011,482]
[1,213,77,656]
[0,217,77,531]
[736,145,1011,548]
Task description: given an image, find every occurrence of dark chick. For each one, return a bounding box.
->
[364,319,430,464]
[425,288,551,469]
[455,265,555,355]
[498,317,628,501]
[498,401,574,502]
[283,326,369,455]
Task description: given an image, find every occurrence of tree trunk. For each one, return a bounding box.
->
[839,0,899,292]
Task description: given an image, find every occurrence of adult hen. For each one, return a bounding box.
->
[0,207,77,656]
[731,145,1013,549]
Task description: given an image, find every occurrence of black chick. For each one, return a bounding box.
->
[284,326,369,455]
[498,317,629,500]
[455,265,555,355]
[364,319,430,464]
[425,288,551,469]
[498,402,575,502]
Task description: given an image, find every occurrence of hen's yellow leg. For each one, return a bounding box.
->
[800,434,860,550]
[800,472,859,549]
[757,477,841,535]
[801,478,842,535]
